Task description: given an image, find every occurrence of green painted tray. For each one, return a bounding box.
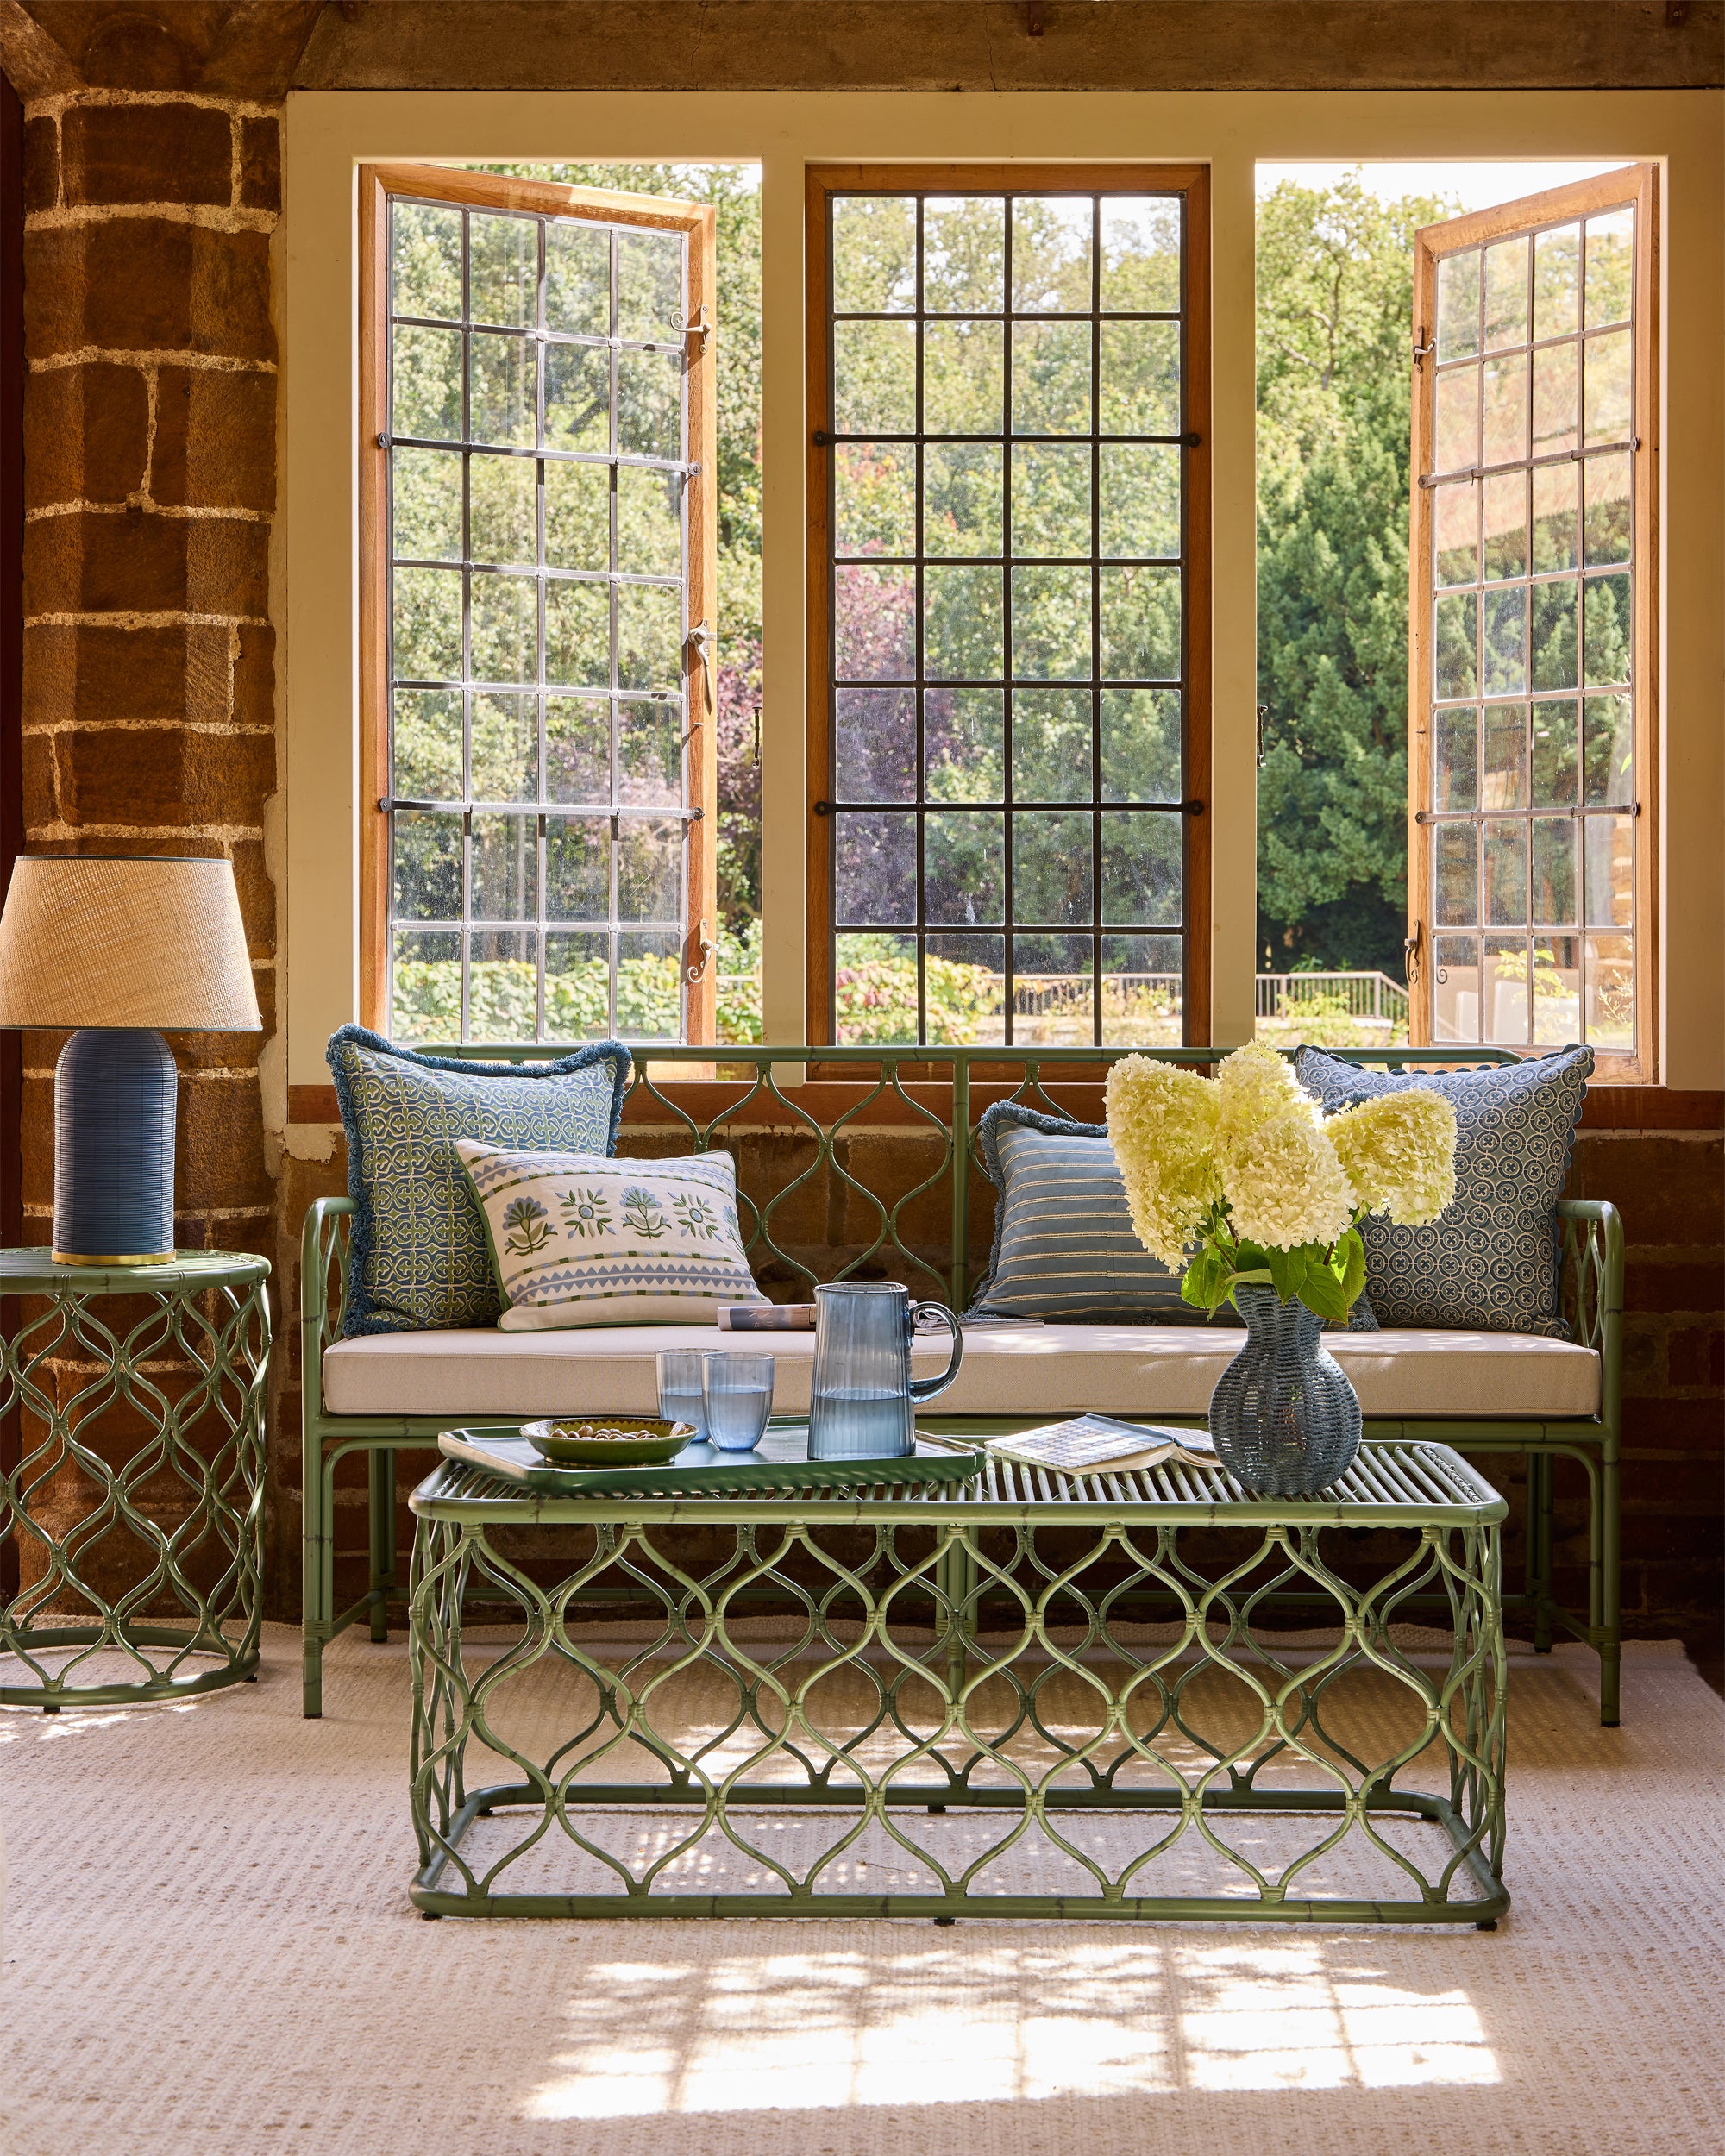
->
[438,1421,985,1497]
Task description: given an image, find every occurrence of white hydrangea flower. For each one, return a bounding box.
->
[1326,1089,1458,1225]
[1105,1055,1222,1265]
[1218,1108,1356,1252]
[1214,1039,1318,1143]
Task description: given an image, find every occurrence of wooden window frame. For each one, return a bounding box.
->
[1408,163,1659,1082]
[358,162,718,1044]
[803,162,1213,1050]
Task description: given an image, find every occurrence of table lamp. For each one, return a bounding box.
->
[0,855,261,1265]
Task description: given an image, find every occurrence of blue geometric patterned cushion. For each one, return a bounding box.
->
[967,1103,1239,1324]
[326,1026,631,1335]
[1296,1045,1592,1338]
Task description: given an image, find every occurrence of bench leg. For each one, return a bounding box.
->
[1599,1445,1621,1728]
[368,1445,397,1642]
[303,1439,331,1720]
[1531,1451,1554,1654]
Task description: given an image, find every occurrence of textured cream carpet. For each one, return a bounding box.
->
[1,1625,1721,2156]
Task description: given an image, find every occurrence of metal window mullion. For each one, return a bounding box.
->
[388,435,699,479]
[1176,192,1191,1035]
[607,224,621,1040]
[1089,191,1102,1047]
[825,194,839,1022]
[913,196,927,1047]
[910,190,923,1048]
[1001,193,1015,1049]
[384,200,400,1034]
[679,225,691,1044]
[533,213,549,1044]
[459,206,474,1046]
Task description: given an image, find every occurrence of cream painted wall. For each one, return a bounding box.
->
[278,90,1722,1107]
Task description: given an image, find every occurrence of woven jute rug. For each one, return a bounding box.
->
[1,1625,1720,2156]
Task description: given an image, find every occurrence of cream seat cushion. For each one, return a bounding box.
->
[323,1320,1600,1421]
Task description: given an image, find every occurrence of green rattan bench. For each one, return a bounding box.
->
[300,1044,1622,1726]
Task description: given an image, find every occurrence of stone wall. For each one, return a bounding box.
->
[11,70,284,1606]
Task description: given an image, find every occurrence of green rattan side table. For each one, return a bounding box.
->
[0,1249,272,1709]
[407,1436,1509,1927]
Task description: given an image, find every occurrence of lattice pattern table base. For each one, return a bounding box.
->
[0,1251,272,1708]
[408,1441,1509,1926]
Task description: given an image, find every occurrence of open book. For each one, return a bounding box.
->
[983,1414,1219,1477]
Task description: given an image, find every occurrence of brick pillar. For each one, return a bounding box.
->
[20,89,279,1249]
[14,88,280,1611]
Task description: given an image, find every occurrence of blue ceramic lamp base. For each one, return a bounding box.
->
[53,1028,178,1265]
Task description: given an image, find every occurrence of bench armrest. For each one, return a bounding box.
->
[302,1195,354,1431]
[1556,1198,1622,1433]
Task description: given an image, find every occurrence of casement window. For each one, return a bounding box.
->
[1408,166,1658,1078]
[360,166,717,1046]
[806,166,1212,1047]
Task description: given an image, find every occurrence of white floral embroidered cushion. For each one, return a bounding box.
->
[454,1142,768,1331]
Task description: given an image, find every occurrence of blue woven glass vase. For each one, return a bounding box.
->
[1208,1283,1363,1496]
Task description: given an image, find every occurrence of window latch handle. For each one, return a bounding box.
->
[685,919,717,987]
[1404,922,1423,987]
[685,622,715,724]
[683,306,711,357]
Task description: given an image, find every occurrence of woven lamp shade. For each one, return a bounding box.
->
[0,855,261,1032]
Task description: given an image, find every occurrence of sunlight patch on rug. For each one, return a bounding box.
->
[520,1937,1497,2119]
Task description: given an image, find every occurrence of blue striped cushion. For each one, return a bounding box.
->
[967,1104,1227,1324]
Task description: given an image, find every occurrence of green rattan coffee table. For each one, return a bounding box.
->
[0,1249,272,1708]
[406,1433,1509,1927]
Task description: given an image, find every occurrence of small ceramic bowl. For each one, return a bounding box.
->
[522,1417,695,1467]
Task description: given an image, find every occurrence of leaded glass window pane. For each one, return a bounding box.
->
[386,195,694,1044]
[1424,195,1640,1054]
[825,187,1191,1045]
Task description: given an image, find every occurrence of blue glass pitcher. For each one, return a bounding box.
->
[807,1282,964,1459]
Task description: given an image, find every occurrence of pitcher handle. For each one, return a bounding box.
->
[907,1302,963,1403]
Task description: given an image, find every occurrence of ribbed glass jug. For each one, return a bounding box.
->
[806,1282,963,1459]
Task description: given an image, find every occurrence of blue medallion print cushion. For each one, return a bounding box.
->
[1296,1044,1592,1338]
[326,1026,631,1335]
[968,1102,1239,1324]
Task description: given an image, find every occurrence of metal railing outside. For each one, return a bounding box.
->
[1256,971,1411,1025]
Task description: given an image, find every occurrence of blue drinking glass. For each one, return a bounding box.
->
[656,1348,707,1440]
[702,1351,775,1452]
